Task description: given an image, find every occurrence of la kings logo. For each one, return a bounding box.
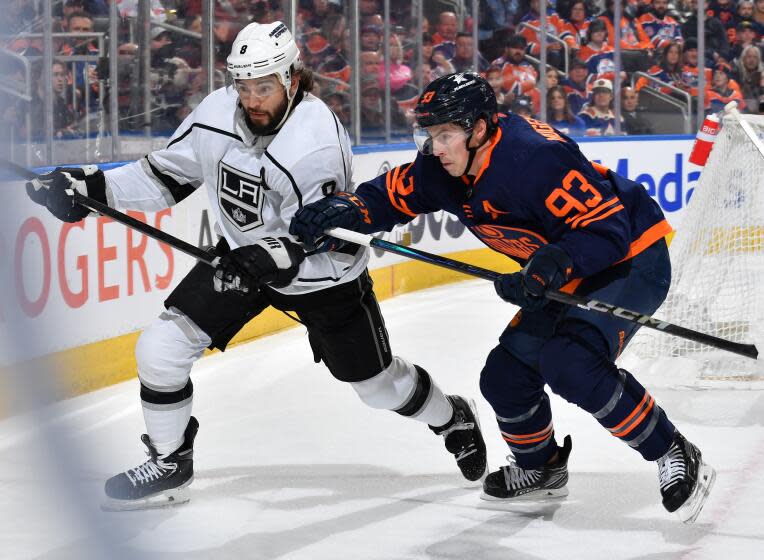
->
[218,161,268,231]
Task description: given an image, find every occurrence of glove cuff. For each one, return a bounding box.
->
[81,165,111,207]
[335,191,371,227]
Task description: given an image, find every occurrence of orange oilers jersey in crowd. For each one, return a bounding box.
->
[707,87,744,112]
[494,60,538,95]
[352,114,672,279]
[680,65,713,97]
[559,19,590,48]
[518,9,571,57]
[577,42,614,63]
[637,12,683,50]
[598,15,653,50]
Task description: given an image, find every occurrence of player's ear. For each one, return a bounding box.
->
[473,118,488,144]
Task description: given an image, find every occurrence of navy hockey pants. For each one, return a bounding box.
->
[479,239,676,469]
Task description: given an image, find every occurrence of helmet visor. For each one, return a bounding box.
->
[412,124,471,155]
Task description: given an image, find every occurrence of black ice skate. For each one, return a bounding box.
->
[657,431,716,523]
[102,416,199,511]
[431,395,488,482]
[481,435,572,501]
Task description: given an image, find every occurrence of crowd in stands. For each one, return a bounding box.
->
[2,0,764,142]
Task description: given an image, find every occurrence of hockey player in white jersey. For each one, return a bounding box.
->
[26,21,487,510]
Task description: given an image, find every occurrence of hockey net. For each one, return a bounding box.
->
[621,113,764,384]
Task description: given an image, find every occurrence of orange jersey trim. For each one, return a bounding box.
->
[569,197,621,229]
[579,204,626,228]
[617,219,674,264]
[590,161,610,177]
[472,127,503,185]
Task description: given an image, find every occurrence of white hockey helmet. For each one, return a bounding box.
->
[227,21,301,92]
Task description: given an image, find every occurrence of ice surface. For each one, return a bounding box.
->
[1,280,762,559]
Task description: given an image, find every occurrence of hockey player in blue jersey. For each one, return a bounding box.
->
[290,72,716,523]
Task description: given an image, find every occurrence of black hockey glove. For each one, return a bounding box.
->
[26,165,109,223]
[494,244,573,311]
[213,236,306,294]
[289,192,369,252]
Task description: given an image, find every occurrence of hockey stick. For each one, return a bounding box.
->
[724,101,764,158]
[326,227,760,360]
[0,159,219,266]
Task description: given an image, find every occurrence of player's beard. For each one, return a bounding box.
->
[244,95,290,136]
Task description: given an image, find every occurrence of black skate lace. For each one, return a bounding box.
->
[126,458,171,487]
[658,444,686,491]
[504,462,542,490]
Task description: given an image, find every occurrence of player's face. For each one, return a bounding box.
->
[235,74,289,135]
[422,123,471,176]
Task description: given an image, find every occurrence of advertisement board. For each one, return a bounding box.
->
[0,136,701,361]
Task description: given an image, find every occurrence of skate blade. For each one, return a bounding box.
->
[101,477,193,512]
[677,463,716,524]
[479,486,569,503]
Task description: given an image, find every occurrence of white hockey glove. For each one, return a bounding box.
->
[213,237,305,294]
[26,165,109,223]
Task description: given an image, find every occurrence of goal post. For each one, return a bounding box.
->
[621,112,764,382]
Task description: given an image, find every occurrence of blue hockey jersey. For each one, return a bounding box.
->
[353,113,672,281]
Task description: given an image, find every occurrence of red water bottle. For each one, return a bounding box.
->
[689,113,721,166]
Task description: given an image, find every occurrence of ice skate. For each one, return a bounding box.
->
[481,435,571,501]
[102,416,199,511]
[431,395,488,482]
[658,431,716,523]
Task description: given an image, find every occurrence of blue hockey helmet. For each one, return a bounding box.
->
[414,73,498,132]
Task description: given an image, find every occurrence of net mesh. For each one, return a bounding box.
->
[622,113,764,381]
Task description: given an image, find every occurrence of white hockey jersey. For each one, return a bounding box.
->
[104,87,369,295]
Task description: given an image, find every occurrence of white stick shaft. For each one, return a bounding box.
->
[724,102,764,158]
[325,227,374,247]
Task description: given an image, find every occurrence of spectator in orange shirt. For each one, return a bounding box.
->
[680,37,713,96]
[599,0,653,52]
[707,64,744,112]
[491,34,538,98]
[518,0,568,69]
[577,18,613,63]
[559,0,592,51]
